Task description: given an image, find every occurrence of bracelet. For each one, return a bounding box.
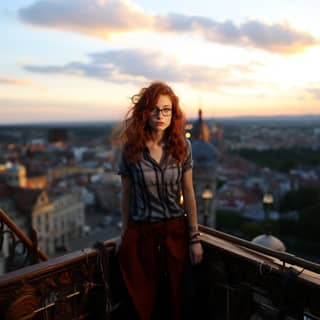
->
[189,232,201,240]
[188,225,198,232]
[189,239,201,245]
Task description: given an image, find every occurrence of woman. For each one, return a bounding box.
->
[117,81,203,320]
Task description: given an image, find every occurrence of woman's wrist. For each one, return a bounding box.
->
[189,231,201,239]
[188,224,198,232]
[188,224,201,245]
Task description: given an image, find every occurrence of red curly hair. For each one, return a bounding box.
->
[118,81,187,164]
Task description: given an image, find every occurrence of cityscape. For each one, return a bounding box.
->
[1,0,320,318]
[1,112,320,274]
[1,113,320,319]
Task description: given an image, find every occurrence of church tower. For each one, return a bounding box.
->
[190,109,218,227]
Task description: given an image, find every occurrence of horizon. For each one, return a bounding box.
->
[1,0,320,123]
[1,113,320,127]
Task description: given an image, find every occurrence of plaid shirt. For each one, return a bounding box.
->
[118,140,193,222]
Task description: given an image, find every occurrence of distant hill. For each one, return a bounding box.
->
[1,114,320,128]
[0,122,117,144]
[0,120,119,128]
[190,114,320,127]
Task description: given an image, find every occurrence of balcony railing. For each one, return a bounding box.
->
[0,209,48,273]
[1,210,320,320]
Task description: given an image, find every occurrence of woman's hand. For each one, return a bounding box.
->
[189,242,203,265]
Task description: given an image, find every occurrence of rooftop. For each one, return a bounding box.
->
[0,209,320,319]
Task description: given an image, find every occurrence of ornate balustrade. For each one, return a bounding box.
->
[0,239,118,320]
[0,213,319,319]
[196,226,320,319]
[0,209,48,273]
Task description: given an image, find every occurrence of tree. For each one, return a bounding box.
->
[298,204,320,242]
[279,185,320,212]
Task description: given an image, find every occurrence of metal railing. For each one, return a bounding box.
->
[0,214,319,319]
[0,208,48,272]
[199,225,320,274]
[0,238,117,320]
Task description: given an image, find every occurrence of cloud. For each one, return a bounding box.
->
[19,0,152,37]
[19,0,319,54]
[0,77,33,86]
[23,49,258,90]
[239,20,318,54]
[306,87,320,100]
[160,14,319,54]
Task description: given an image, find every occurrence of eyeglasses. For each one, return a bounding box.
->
[150,107,172,117]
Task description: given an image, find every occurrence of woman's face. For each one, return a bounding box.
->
[148,94,173,133]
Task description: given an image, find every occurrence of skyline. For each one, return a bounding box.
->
[1,0,320,124]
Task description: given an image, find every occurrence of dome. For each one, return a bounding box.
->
[192,140,217,168]
[252,234,286,252]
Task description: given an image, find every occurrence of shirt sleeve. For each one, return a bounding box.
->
[117,151,131,177]
[182,139,193,172]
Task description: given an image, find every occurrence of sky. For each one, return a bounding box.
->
[1,0,320,124]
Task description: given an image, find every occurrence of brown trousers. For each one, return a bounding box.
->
[119,216,188,320]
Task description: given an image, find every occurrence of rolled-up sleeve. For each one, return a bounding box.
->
[182,139,193,172]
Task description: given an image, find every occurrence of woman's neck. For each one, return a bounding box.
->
[149,130,165,146]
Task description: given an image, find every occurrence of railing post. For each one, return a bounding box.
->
[0,208,48,272]
[30,227,41,264]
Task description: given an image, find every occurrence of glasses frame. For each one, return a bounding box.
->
[150,107,173,117]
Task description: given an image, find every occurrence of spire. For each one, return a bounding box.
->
[192,109,210,142]
[198,109,202,122]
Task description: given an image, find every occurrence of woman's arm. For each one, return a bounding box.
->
[182,169,203,265]
[120,175,132,235]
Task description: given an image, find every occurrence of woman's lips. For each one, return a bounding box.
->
[156,121,164,125]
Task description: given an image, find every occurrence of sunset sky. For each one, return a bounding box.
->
[1,0,320,124]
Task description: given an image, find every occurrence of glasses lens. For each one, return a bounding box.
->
[151,107,172,116]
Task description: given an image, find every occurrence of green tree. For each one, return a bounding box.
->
[298,204,320,242]
[279,185,320,212]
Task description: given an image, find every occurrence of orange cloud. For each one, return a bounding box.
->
[19,0,320,54]
[0,77,33,86]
